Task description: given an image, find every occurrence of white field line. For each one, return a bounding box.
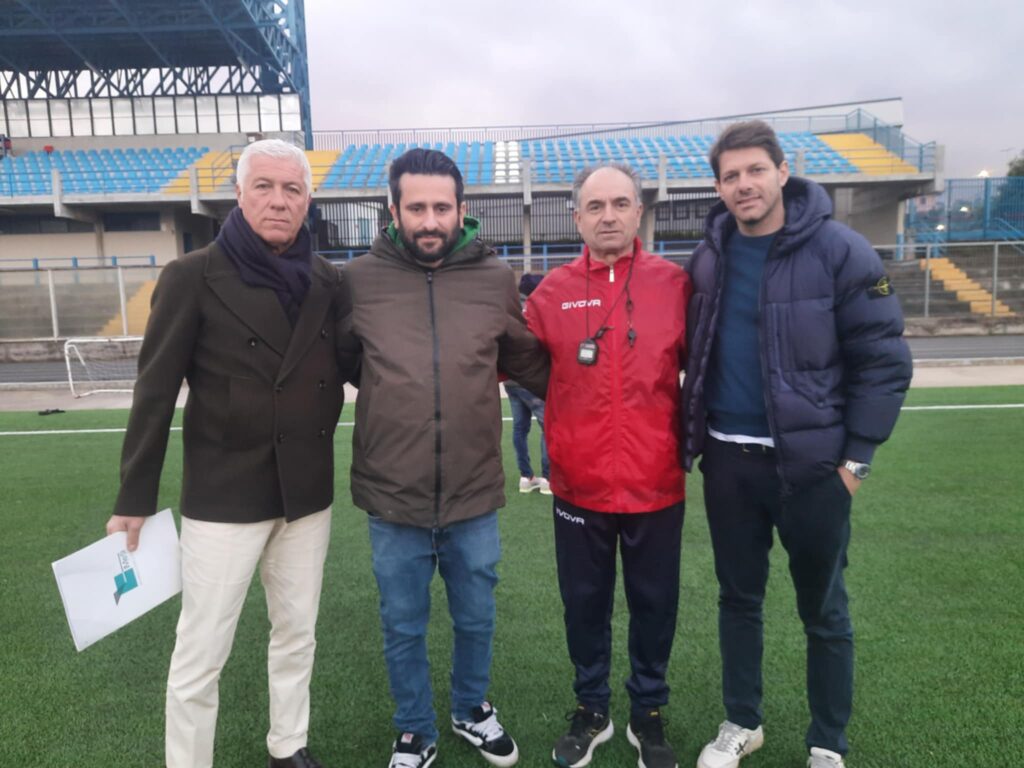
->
[1,406,1023,437]
[902,404,1024,411]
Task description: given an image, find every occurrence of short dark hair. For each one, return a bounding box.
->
[708,120,786,180]
[389,148,465,207]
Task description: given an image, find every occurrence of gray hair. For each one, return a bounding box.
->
[236,139,312,195]
[571,162,643,208]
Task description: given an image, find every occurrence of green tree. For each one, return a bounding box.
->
[1008,152,1024,177]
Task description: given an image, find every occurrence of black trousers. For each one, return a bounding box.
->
[552,496,685,714]
[701,435,853,755]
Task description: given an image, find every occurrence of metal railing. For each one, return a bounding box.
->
[311,108,882,150]
[0,264,159,340]
[0,255,156,270]
[879,241,1024,318]
[907,177,1024,245]
[3,241,1019,341]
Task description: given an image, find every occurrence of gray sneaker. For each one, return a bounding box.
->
[697,721,764,768]
[551,704,614,768]
[807,747,846,768]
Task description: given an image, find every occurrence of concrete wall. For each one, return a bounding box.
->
[0,206,219,267]
[828,186,902,246]
[0,230,176,263]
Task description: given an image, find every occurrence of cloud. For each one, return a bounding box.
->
[304,0,1023,176]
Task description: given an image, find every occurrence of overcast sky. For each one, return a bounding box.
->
[304,0,1021,179]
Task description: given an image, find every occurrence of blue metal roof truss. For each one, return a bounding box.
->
[0,0,311,143]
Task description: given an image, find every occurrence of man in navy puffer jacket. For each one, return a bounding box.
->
[682,121,912,768]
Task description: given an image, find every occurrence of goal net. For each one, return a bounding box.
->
[63,336,143,397]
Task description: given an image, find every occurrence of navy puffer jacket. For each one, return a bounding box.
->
[681,176,912,493]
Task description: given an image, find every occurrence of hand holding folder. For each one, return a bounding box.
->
[52,508,182,651]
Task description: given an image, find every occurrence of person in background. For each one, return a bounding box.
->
[504,272,551,495]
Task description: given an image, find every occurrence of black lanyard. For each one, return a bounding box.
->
[584,252,637,347]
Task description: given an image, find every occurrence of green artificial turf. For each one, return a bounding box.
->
[1,386,1021,766]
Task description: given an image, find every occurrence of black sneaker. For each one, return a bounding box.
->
[551,704,614,768]
[268,747,323,768]
[626,709,678,768]
[451,701,520,767]
[388,733,437,768]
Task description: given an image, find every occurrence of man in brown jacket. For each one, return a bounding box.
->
[335,148,548,768]
[106,139,348,768]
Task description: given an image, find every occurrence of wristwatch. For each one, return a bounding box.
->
[842,460,871,480]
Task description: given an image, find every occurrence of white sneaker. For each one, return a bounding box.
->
[807,747,845,768]
[519,476,541,493]
[388,733,437,768]
[697,721,764,768]
[537,477,552,495]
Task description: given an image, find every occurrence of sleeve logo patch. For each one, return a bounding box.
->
[867,276,893,299]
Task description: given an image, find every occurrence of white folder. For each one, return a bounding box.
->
[52,508,182,651]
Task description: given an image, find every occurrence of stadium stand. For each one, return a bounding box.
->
[923,257,1015,317]
[318,141,496,189]
[0,146,208,196]
[162,149,232,195]
[884,261,975,318]
[311,131,863,188]
[819,132,920,175]
[98,280,156,336]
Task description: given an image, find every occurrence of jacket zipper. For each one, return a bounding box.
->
[608,267,622,507]
[757,241,787,490]
[689,243,725,454]
[426,271,442,527]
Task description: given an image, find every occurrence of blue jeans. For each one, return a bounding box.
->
[368,512,501,745]
[505,383,549,479]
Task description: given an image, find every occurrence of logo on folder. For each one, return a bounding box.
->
[113,550,139,605]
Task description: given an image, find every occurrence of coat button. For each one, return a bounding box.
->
[248,337,258,347]
[317,380,326,389]
[319,328,328,339]
[275,385,283,394]
[318,428,326,438]
[276,433,285,443]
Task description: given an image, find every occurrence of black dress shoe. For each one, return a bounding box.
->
[268,747,324,768]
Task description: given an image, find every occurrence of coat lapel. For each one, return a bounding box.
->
[204,244,292,356]
[277,259,334,382]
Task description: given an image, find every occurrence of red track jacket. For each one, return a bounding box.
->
[526,239,691,513]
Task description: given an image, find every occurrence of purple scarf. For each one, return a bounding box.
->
[216,206,312,325]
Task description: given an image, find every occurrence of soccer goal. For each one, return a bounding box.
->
[63,336,143,397]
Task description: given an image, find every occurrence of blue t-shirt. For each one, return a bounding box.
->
[705,231,776,437]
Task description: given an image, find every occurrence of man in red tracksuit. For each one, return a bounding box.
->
[526,163,691,768]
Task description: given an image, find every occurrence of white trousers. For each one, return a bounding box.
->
[165,508,332,768]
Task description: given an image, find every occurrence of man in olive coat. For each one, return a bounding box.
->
[335,148,548,768]
[106,139,348,768]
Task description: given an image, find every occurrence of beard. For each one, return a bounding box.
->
[396,222,461,264]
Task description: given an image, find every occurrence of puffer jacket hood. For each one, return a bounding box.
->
[703,176,831,257]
